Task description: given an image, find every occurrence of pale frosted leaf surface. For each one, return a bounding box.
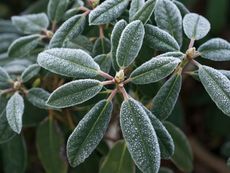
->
[94,54,112,74]
[111,19,127,71]
[8,34,41,58]
[37,48,100,78]
[142,106,175,159]
[49,14,86,48]
[27,88,50,110]
[130,0,157,24]
[198,38,230,61]
[12,13,49,34]
[93,37,111,56]
[157,51,184,60]
[145,24,180,52]
[172,0,189,17]
[6,92,24,134]
[89,0,129,25]
[219,70,230,80]
[152,74,182,120]
[67,100,113,167]
[183,13,210,40]
[120,98,160,173]
[164,122,193,172]
[99,140,135,173]
[0,67,11,88]
[47,79,103,108]
[116,20,145,68]
[199,65,230,116]
[21,64,41,83]
[130,56,181,84]
[129,0,145,21]
[48,0,69,23]
[155,0,183,46]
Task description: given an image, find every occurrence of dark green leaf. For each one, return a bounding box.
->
[48,0,69,23]
[27,88,50,109]
[129,0,145,21]
[21,64,41,83]
[94,54,112,74]
[93,37,111,56]
[172,0,189,16]
[0,66,12,89]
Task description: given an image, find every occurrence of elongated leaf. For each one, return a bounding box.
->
[48,0,69,23]
[37,48,100,78]
[89,0,130,25]
[120,98,160,173]
[49,14,86,48]
[12,13,49,34]
[157,51,184,60]
[21,64,40,83]
[0,66,12,88]
[27,88,50,109]
[67,100,113,166]
[47,79,103,108]
[93,37,111,56]
[198,38,230,61]
[0,33,19,53]
[6,92,24,134]
[155,0,183,46]
[129,0,145,21]
[0,135,27,173]
[152,74,182,120]
[37,119,67,173]
[116,20,145,68]
[111,20,127,71]
[219,70,230,80]
[100,140,135,173]
[94,54,112,74]
[130,57,181,84]
[172,0,189,16]
[198,65,230,116]
[145,24,180,52]
[8,34,42,58]
[164,122,193,172]
[130,0,157,24]
[142,106,174,159]
[183,13,210,40]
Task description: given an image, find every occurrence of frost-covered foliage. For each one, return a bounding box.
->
[0,0,230,173]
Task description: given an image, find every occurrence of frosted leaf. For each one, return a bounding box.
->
[0,34,19,53]
[111,19,127,71]
[8,34,42,58]
[172,0,189,17]
[198,38,230,61]
[130,56,181,84]
[199,65,230,116]
[155,0,183,46]
[89,0,129,25]
[67,100,113,167]
[183,13,210,40]
[152,74,182,120]
[12,13,49,34]
[120,98,161,173]
[93,37,111,56]
[0,66,11,89]
[94,54,112,74]
[145,24,180,52]
[219,70,230,80]
[37,48,100,78]
[47,79,103,108]
[129,0,145,21]
[48,0,69,23]
[6,92,24,134]
[116,20,145,68]
[49,14,86,48]
[21,64,40,83]
[157,51,184,60]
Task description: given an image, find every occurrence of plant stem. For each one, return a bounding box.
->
[98,70,114,80]
[107,89,117,101]
[189,38,195,48]
[119,85,129,100]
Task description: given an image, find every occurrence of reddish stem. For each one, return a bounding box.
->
[98,70,114,80]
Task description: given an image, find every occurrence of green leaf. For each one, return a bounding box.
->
[129,0,145,21]
[99,140,135,173]
[219,70,230,80]
[0,66,12,89]
[37,48,100,78]
[27,88,50,109]
[130,0,157,24]
[111,20,127,71]
[198,65,230,116]
[154,0,183,46]
[37,118,67,173]
[172,0,189,17]
[21,64,40,83]
[93,37,111,56]
[144,24,180,52]
[164,122,193,172]
[49,14,86,48]
[0,33,19,53]
[116,20,145,68]
[157,51,184,59]
[159,167,174,173]
[47,0,69,23]
[8,34,42,58]
[89,0,130,25]
[47,79,103,108]
[12,13,49,34]
[94,54,112,74]
[130,56,181,84]
[142,106,175,159]
[120,98,160,173]
[0,135,27,173]
[67,100,113,167]
[183,13,210,40]
[6,92,24,134]
[152,74,182,120]
[198,38,230,61]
